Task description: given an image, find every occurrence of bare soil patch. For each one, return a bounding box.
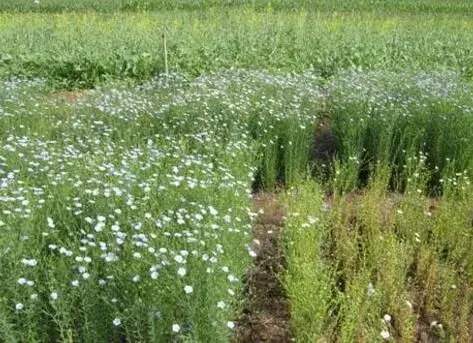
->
[49,90,90,103]
[236,192,292,343]
[311,115,338,184]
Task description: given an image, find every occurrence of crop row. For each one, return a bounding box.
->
[2,11,473,88]
[1,0,473,13]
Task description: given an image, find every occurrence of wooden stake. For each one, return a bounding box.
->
[162,32,169,78]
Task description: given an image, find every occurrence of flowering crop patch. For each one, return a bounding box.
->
[328,69,473,194]
[0,70,324,342]
[3,67,473,342]
[282,69,473,343]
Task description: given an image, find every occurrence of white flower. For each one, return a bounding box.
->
[71,280,80,287]
[184,285,193,294]
[94,222,105,232]
[30,293,38,300]
[308,216,319,224]
[174,255,185,264]
[177,267,186,277]
[367,282,376,297]
[17,278,27,285]
[15,303,24,311]
[47,217,55,228]
[26,280,34,286]
[82,272,90,280]
[383,314,392,322]
[104,253,118,262]
[172,324,180,333]
[113,318,121,327]
[132,275,140,282]
[227,321,235,329]
[217,301,226,309]
[50,292,58,300]
[150,271,159,279]
[381,330,390,339]
[21,258,38,267]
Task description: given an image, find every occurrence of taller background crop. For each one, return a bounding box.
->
[1,0,473,13]
[3,8,473,89]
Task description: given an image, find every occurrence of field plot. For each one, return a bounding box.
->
[2,1,473,343]
[0,71,324,342]
[2,11,473,89]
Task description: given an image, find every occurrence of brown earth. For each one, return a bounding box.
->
[311,115,338,184]
[49,90,90,103]
[236,192,292,343]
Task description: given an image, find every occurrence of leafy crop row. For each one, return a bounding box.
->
[2,11,473,88]
[1,0,473,14]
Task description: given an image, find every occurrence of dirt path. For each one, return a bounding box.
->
[236,192,292,343]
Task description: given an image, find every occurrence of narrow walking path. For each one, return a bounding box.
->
[236,192,292,343]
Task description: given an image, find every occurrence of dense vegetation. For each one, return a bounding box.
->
[2,11,473,88]
[1,0,473,13]
[1,1,473,342]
